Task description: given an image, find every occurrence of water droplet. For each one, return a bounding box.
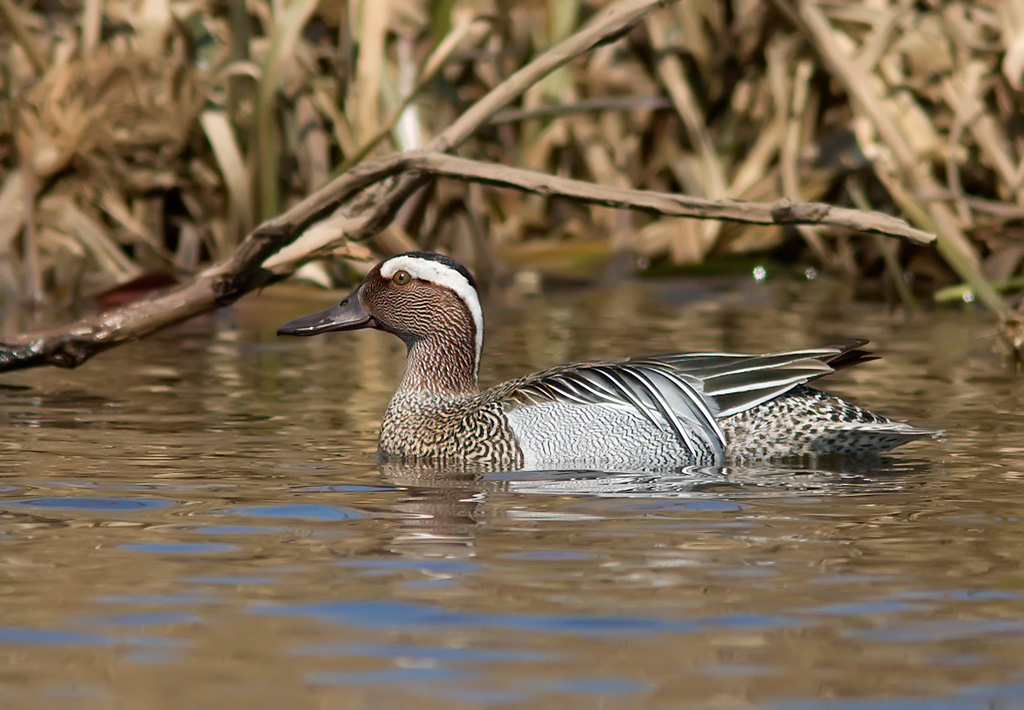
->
[752,266,767,282]
[804,267,817,281]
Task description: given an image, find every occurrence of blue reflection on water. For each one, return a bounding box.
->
[229,503,361,521]
[0,497,173,512]
[310,667,472,685]
[120,542,237,554]
[249,598,703,635]
[0,628,113,647]
[774,685,1024,710]
[292,642,546,663]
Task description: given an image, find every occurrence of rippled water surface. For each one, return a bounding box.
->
[2,276,1022,709]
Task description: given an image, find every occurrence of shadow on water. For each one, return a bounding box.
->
[381,454,936,499]
[371,457,939,563]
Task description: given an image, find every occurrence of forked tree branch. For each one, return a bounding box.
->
[409,154,934,242]
[0,0,934,373]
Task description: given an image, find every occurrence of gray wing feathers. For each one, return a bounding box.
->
[498,340,872,458]
[639,341,865,418]
[616,366,723,457]
[699,363,834,417]
[508,362,726,459]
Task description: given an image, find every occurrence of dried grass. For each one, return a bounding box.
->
[0,0,1022,309]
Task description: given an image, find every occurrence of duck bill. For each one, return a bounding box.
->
[277,290,375,337]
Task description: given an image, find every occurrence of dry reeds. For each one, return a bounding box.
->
[1,0,1023,350]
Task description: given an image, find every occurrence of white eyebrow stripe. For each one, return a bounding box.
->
[380,255,484,373]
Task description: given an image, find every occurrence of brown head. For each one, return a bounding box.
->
[277,251,484,395]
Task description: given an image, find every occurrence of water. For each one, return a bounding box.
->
[1,276,1022,709]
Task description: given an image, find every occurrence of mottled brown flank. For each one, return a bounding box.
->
[721,385,909,458]
[375,363,621,466]
[380,392,523,467]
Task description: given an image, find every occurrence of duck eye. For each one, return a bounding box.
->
[392,270,411,286]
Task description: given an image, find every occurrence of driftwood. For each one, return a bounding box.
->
[0,0,935,374]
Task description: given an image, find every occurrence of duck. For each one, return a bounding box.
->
[277,251,938,470]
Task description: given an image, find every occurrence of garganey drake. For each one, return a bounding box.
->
[278,251,937,469]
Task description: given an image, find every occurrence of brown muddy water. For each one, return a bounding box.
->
[1,274,1021,709]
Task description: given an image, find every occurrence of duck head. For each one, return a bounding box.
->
[277,251,485,392]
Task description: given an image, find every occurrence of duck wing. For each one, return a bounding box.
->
[493,359,725,460]
[488,340,874,458]
[639,339,874,418]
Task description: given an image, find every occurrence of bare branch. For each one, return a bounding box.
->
[0,0,935,374]
[0,0,677,373]
[0,147,936,373]
[267,152,934,272]
[409,154,935,245]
